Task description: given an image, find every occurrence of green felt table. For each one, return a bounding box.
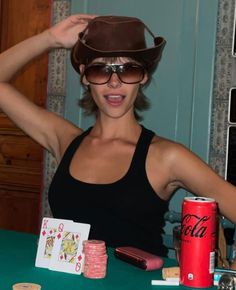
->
[0,229,217,290]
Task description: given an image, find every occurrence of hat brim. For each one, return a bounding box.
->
[71,35,166,73]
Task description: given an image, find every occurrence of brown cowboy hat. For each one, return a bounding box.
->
[71,15,166,73]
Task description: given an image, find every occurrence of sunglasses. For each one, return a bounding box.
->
[83,63,146,85]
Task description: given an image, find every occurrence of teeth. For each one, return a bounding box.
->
[107,95,122,99]
[106,95,123,102]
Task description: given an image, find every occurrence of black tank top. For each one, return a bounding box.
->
[48,126,169,256]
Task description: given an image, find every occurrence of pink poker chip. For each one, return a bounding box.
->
[83,249,106,254]
[84,268,107,273]
[84,267,107,272]
[83,240,105,244]
[84,263,107,269]
[83,240,105,247]
[84,271,106,276]
[84,263,107,268]
[84,254,108,259]
[82,240,108,279]
[83,272,106,279]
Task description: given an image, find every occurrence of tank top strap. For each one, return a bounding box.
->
[129,125,155,174]
[61,127,92,167]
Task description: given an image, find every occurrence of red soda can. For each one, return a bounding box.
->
[180,196,217,288]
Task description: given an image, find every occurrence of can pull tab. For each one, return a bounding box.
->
[194,197,207,201]
[218,273,236,290]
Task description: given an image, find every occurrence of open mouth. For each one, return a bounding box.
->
[104,94,125,106]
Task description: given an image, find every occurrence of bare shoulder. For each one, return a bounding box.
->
[144,134,192,198]
[150,134,190,163]
[60,124,82,151]
[52,116,83,162]
[149,134,218,192]
[148,134,202,188]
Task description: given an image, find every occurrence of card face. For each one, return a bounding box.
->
[35,217,73,268]
[49,222,90,274]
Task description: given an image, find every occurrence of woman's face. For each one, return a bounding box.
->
[80,57,148,120]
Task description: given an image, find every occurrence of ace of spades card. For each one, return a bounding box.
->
[49,222,90,274]
[35,217,73,268]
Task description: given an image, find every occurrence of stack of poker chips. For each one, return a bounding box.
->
[82,240,108,279]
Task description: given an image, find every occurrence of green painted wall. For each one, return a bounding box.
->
[65,0,218,214]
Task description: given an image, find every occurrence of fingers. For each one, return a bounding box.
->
[74,14,98,19]
[69,14,98,25]
[48,14,98,49]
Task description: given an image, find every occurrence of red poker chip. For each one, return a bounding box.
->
[83,240,105,245]
[84,268,106,274]
[84,254,107,260]
[84,264,106,268]
[84,269,106,275]
[84,266,105,270]
[84,261,107,266]
[84,272,106,277]
[84,256,107,260]
[82,240,108,279]
[84,262,107,266]
[84,268,107,273]
[83,246,106,251]
[84,260,107,265]
[84,262,107,267]
[83,248,106,254]
[84,264,107,269]
[83,250,106,254]
[83,240,105,247]
[83,273,106,279]
[83,245,106,250]
[84,268,106,273]
[83,250,106,256]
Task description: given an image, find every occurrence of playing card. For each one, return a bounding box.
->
[35,217,73,268]
[49,222,91,274]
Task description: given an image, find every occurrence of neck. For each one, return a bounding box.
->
[91,117,141,140]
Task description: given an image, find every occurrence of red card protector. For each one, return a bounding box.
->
[114,246,164,271]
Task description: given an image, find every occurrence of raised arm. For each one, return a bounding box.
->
[0,14,96,161]
[169,143,236,224]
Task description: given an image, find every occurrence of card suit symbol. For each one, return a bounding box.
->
[60,255,64,260]
[49,230,53,235]
[75,262,81,272]
[57,233,61,239]
[42,230,46,236]
[78,255,82,261]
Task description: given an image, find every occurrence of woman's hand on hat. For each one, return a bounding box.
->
[47,14,97,49]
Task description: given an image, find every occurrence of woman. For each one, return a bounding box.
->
[0,14,236,256]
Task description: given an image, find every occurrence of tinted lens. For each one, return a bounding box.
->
[118,64,144,83]
[84,63,145,85]
[84,64,111,84]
